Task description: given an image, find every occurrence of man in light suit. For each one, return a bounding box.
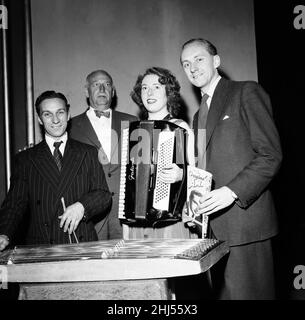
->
[69,70,137,240]
[0,91,111,250]
[180,38,282,299]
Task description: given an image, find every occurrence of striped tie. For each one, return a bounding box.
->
[53,141,63,171]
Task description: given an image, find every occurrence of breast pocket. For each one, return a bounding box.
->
[217,115,240,127]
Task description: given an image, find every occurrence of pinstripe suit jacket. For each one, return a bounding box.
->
[0,138,112,245]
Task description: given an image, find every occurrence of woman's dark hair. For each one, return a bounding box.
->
[131,67,182,120]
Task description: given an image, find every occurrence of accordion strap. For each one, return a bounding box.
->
[169,118,184,126]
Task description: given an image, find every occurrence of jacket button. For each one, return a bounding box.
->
[50,239,54,244]
[44,223,49,227]
[111,192,115,196]
[108,173,111,177]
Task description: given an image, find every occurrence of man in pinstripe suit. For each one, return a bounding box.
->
[0,91,112,251]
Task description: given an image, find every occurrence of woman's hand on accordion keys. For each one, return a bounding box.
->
[159,164,183,184]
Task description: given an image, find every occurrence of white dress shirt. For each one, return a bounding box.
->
[86,107,112,161]
[45,132,68,156]
[203,75,221,109]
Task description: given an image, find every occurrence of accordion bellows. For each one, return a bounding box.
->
[119,120,188,227]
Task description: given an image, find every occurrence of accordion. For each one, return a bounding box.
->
[118,120,188,227]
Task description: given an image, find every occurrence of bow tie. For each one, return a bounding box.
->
[94,110,110,118]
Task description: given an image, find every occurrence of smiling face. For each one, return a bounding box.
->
[38,97,70,139]
[181,41,220,93]
[86,71,114,111]
[189,190,203,217]
[141,74,169,119]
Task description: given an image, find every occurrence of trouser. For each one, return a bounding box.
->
[210,238,275,300]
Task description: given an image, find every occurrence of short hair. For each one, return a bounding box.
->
[86,69,113,87]
[35,91,70,115]
[181,38,218,56]
[131,67,182,120]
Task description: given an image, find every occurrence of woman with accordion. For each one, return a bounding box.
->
[123,67,197,240]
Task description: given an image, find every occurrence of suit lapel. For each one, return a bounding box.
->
[56,139,84,196]
[206,78,231,149]
[31,140,60,194]
[79,112,116,167]
[31,139,86,219]
[110,110,121,165]
[51,139,86,216]
[77,113,102,149]
[74,111,123,169]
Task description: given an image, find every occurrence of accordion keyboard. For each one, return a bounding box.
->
[118,127,129,219]
[153,131,175,211]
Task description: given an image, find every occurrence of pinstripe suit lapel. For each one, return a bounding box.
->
[50,139,86,217]
[56,139,84,196]
[206,78,230,149]
[31,140,60,194]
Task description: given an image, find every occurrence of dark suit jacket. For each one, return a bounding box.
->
[193,78,282,246]
[0,138,112,245]
[69,109,137,239]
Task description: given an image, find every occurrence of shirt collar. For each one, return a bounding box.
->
[45,132,68,152]
[202,75,221,100]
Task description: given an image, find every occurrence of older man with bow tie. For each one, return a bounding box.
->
[69,70,137,240]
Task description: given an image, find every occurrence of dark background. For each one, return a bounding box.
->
[254,0,305,299]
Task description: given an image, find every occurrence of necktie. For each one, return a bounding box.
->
[198,93,209,129]
[197,93,209,169]
[194,94,210,237]
[94,110,110,118]
[53,141,63,171]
